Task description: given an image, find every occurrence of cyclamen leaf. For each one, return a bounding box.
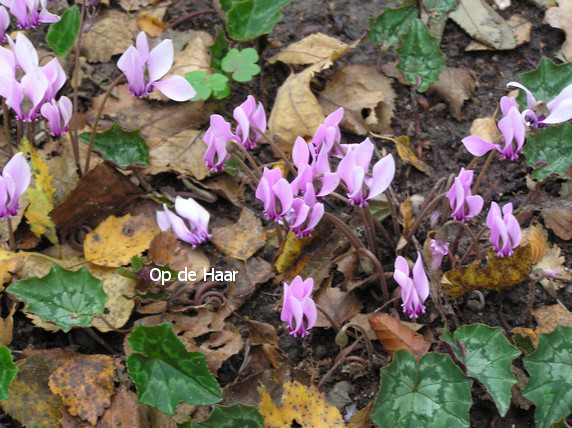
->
[6,264,108,333]
[523,124,572,181]
[225,0,292,42]
[79,123,149,169]
[221,48,261,83]
[191,404,264,428]
[368,6,417,49]
[396,19,445,92]
[0,346,18,400]
[440,324,521,416]
[517,57,572,109]
[370,350,473,428]
[523,326,572,427]
[46,5,81,57]
[126,324,221,415]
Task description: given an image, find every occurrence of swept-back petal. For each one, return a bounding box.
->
[147,39,173,83]
[152,75,196,102]
[462,135,497,157]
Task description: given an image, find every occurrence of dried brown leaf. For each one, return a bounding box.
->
[513,304,572,347]
[314,287,363,328]
[211,208,267,260]
[466,15,532,51]
[368,313,430,358]
[428,67,475,121]
[469,116,501,142]
[245,319,279,347]
[0,303,16,346]
[82,10,138,63]
[268,33,353,67]
[542,193,572,240]
[544,0,572,61]
[137,12,166,37]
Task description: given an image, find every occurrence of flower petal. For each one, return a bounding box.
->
[152,75,196,102]
[462,135,497,157]
[147,39,173,83]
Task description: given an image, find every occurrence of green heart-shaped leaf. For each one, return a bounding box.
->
[368,6,417,50]
[46,5,81,57]
[523,325,572,428]
[79,123,149,169]
[225,0,292,42]
[523,124,572,181]
[0,346,18,401]
[6,263,108,332]
[517,57,572,109]
[221,48,261,83]
[184,72,230,101]
[440,324,521,416]
[191,404,264,428]
[127,324,221,415]
[371,350,473,427]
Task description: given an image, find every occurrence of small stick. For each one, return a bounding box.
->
[166,8,215,29]
[85,327,116,354]
[251,125,296,175]
[2,100,11,155]
[7,216,15,251]
[71,0,87,175]
[473,150,497,195]
[316,304,340,332]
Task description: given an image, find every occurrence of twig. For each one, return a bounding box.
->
[71,0,87,176]
[473,150,497,195]
[85,327,116,354]
[7,216,15,251]
[166,8,215,29]
[316,304,340,332]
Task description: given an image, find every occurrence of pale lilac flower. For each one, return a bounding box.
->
[0,152,31,219]
[507,82,572,126]
[156,196,210,247]
[311,107,343,152]
[0,0,59,29]
[446,168,483,222]
[203,114,234,172]
[337,138,395,207]
[255,167,293,221]
[281,276,317,338]
[0,6,9,42]
[233,95,266,149]
[117,32,196,102]
[393,252,430,319]
[4,68,50,122]
[430,239,449,271]
[40,96,72,137]
[286,184,324,238]
[486,202,521,257]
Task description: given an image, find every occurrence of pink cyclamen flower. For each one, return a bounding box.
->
[203,114,234,172]
[0,0,59,29]
[40,96,72,136]
[156,196,210,247]
[446,168,483,222]
[430,239,449,271]
[507,81,572,127]
[286,183,324,238]
[394,253,430,319]
[486,202,521,257]
[0,6,9,42]
[0,152,31,219]
[281,276,317,338]
[233,95,266,149]
[311,107,343,152]
[117,32,196,102]
[462,96,526,160]
[337,138,395,207]
[255,167,293,221]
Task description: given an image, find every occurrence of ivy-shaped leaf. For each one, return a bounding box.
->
[523,325,572,428]
[517,57,572,109]
[185,72,230,101]
[79,123,149,169]
[46,5,81,57]
[440,324,521,417]
[0,345,18,400]
[396,19,445,92]
[221,48,261,83]
[523,124,572,181]
[126,324,221,415]
[370,350,473,427]
[225,0,292,42]
[6,263,108,333]
[368,6,417,50]
[191,404,264,428]
[209,27,229,72]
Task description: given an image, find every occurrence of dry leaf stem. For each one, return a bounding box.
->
[441,220,482,265]
[252,125,296,175]
[71,0,87,176]
[6,216,15,251]
[473,150,497,195]
[404,193,447,248]
[458,226,487,265]
[166,8,215,30]
[315,304,340,332]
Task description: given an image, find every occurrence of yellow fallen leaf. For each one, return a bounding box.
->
[274,231,315,273]
[399,194,414,237]
[0,303,16,346]
[522,225,546,264]
[373,134,431,176]
[268,32,353,67]
[513,304,572,348]
[258,381,345,428]
[0,249,28,291]
[469,117,501,142]
[210,208,266,260]
[84,214,159,267]
[137,12,166,37]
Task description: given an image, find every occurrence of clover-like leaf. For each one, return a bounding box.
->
[224,0,292,42]
[209,26,229,72]
[523,124,572,181]
[126,324,221,415]
[370,350,473,427]
[209,73,231,100]
[191,404,264,428]
[184,72,230,101]
[221,48,261,83]
[440,324,521,417]
[79,123,149,169]
[523,325,572,428]
[46,5,81,56]
[0,345,18,401]
[6,263,108,333]
[517,57,572,109]
[368,6,417,49]
[396,19,445,92]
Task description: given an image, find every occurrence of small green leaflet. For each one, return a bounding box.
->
[368,193,391,223]
[191,404,264,428]
[46,5,81,56]
[225,0,292,42]
[6,264,108,333]
[185,71,230,101]
[517,57,572,109]
[368,6,417,50]
[0,346,18,401]
[370,350,473,427]
[523,326,572,428]
[209,27,229,72]
[79,123,149,169]
[396,19,445,92]
[221,48,261,83]
[440,324,521,417]
[523,124,572,181]
[126,324,221,415]
[423,0,458,17]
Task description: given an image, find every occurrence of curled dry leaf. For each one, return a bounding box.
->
[542,193,572,240]
[0,249,28,291]
[211,208,267,261]
[274,230,315,274]
[244,319,280,347]
[0,303,16,346]
[428,67,476,121]
[513,304,572,348]
[522,225,546,264]
[368,313,430,358]
[466,15,532,51]
[382,135,431,176]
[314,287,363,328]
[544,0,572,62]
[226,257,274,309]
[318,64,396,135]
[137,12,167,37]
[268,32,353,67]
[184,323,244,373]
[469,116,501,142]
[399,194,414,237]
[48,355,115,425]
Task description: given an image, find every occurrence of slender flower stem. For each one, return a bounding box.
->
[230,141,261,177]
[473,150,497,195]
[440,220,482,263]
[16,121,22,146]
[384,188,401,237]
[71,0,87,176]
[459,226,487,265]
[274,222,284,248]
[166,8,215,29]
[316,304,340,332]
[358,206,376,254]
[229,152,258,192]
[2,100,11,155]
[358,248,389,303]
[251,125,296,175]
[26,122,34,144]
[403,193,447,244]
[84,75,126,172]
[7,217,15,251]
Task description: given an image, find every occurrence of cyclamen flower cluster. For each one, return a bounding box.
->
[0,152,31,219]
[0,0,59,35]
